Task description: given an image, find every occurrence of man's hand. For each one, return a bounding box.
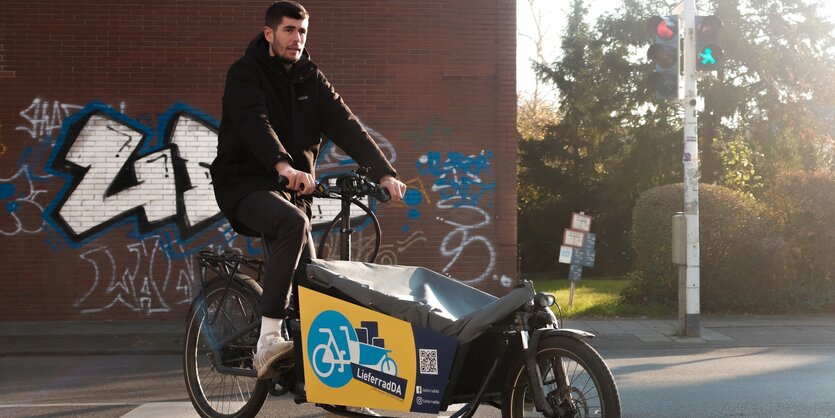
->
[380,175,406,202]
[275,161,315,195]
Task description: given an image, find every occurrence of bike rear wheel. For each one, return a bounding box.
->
[502,335,621,418]
[183,279,269,418]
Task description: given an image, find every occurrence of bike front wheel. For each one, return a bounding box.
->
[502,335,621,418]
[317,198,381,263]
[183,279,269,418]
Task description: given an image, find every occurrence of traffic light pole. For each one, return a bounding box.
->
[681,0,700,337]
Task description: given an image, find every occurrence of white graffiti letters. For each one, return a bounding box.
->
[17,98,82,141]
[50,106,222,241]
[75,236,193,315]
[169,115,219,227]
[57,115,177,236]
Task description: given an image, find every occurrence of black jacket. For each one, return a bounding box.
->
[211,34,395,236]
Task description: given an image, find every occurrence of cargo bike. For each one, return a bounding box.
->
[182,170,621,418]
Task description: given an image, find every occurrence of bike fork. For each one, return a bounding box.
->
[520,322,557,417]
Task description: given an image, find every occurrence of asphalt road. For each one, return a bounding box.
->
[2,346,834,417]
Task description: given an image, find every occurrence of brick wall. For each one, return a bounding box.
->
[0,0,517,320]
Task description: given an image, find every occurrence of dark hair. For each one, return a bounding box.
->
[265,1,309,29]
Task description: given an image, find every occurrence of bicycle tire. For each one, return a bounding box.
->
[317,198,381,262]
[183,279,270,418]
[502,335,621,418]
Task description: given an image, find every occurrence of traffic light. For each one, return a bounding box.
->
[695,15,723,71]
[646,15,680,100]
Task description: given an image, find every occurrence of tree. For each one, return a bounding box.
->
[516,0,835,274]
[703,0,835,190]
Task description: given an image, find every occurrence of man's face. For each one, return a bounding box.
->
[264,17,308,64]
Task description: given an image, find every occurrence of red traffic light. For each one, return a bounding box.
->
[646,15,677,41]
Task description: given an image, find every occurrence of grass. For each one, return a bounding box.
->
[525,273,674,319]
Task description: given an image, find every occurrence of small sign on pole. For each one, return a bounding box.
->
[563,229,586,248]
[557,213,597,307]
[571,212,593,232]
[558,246,574,264]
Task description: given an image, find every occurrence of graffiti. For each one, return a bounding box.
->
[0,165,49,236]
[375,231,428,265]
[417,150,495,207]
[74,236,195,315]
[416,150,509,286]
[17,98,82,141]
[316,124,397,171]
[45,102,223,243]
[399,177,432,232]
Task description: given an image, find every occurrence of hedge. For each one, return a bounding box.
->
[623,183,784,312]
[765,171,835,310]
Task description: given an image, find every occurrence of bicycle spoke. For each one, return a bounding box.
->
[186,282,265,417]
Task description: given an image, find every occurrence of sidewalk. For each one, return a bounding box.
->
[1,315,834,356]
[565,315,835,350]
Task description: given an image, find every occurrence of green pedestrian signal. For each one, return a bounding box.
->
[695,15,723,71]
[700,48,717,66]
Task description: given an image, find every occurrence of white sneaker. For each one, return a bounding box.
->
[253,332,294,380]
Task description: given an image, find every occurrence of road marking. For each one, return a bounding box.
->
[122,402,200,417]
[2,401,485,417]
[0,403,133,408]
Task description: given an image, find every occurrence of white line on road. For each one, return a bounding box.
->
[121,402,200,417]
[0,403,133,408]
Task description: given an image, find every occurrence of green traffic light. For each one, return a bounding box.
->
[700,48,716,66]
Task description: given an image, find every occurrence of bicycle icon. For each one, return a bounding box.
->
[308,310,399,388]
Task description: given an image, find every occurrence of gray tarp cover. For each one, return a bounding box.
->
[304,259,536,343]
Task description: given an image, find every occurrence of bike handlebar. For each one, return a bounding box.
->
[278,168,391,203]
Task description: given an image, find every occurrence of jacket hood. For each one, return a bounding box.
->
[245,33,315,80]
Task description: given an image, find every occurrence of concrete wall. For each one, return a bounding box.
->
[0,0,517,320]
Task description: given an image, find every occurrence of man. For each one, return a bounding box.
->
[211,0,407,379]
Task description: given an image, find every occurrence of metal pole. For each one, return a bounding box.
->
[681,0,700,337]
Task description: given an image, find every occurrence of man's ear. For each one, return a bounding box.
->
[263,26,273,42]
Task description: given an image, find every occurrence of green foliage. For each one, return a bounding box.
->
[517,0,835,279]
[765,171,835,310]
[714,135,763,198]
[623,183,784,313]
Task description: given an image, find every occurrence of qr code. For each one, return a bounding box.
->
[419,349,438,375]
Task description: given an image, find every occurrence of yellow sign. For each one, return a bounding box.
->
[299,286,417,410]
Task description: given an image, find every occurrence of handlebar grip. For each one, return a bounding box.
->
[278,175,309,192]
[376,186,391,203]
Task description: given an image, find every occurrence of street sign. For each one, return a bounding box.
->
[572,248,596,268]
[558,246,574,264]
[563,229,586,248]
[584,233,597,251]
[571,212,592,232]
[569,264,583,282]
[559,214,597,306]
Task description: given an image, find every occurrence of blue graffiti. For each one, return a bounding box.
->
[417,151,495,207]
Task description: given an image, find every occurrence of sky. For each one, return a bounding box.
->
[516,0,835,96]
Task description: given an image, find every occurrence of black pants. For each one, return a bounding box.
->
[233,190,313,318]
